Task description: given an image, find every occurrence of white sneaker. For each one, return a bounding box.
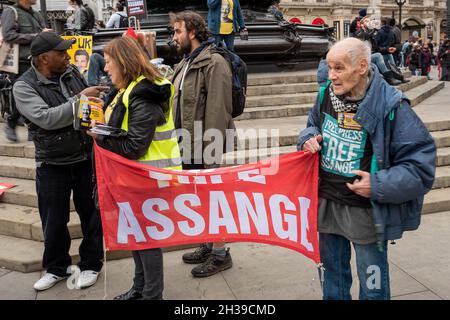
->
[76,270,99,289]
[33,273,67,291]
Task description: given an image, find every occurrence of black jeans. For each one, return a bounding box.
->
[132,249,164,299]
[36,160,104,277]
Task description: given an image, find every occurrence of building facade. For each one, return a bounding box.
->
[33,0,117,23]
[281,0,447,42]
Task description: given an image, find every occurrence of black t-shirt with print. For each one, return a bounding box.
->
[318,87,373,208]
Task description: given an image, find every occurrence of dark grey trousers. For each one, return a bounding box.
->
[131,248,164,300]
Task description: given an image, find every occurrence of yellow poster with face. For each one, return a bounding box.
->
[62,35,93,77]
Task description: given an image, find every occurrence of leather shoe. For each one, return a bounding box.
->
[113,288,142,300]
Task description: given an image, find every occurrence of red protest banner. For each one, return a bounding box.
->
[95,144,320,264]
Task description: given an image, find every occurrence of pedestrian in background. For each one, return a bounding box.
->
[207,0,247,52]
[420,43,433,79]
[438,39,450,81]
[0,0,50,142]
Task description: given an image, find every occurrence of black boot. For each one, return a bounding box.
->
[382,71,402,86]
[113,288,143,300]
[389,63,410,83]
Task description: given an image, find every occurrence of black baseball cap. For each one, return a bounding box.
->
[30,32,76,57]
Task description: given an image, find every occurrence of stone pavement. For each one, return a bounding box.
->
[0,210,448,300]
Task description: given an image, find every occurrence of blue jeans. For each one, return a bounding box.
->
[371,53,389,74]
[319,233,390,300]
[382,54,396,68]
[214,33,235,52]
[87,53,107,86]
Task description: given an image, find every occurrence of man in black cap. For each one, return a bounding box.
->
[13,32,108,292]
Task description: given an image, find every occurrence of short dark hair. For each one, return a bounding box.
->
[74,49,89,59]
[116,1,124,11]
[389,18,396,26]
[170,11,211,42]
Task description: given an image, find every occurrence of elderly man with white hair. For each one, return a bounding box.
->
[297,38,436,300]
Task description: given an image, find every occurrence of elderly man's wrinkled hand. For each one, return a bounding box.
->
[302,134,323,154]
[346,170,372,198]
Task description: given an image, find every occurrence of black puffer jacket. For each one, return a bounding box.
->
[96,78,171,160]
[439,45,450,67]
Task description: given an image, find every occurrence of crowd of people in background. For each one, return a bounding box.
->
[349,8,450,82]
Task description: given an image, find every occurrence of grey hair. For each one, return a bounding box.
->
[348,41,372,68]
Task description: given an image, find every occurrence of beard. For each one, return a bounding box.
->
[176,39,192,55]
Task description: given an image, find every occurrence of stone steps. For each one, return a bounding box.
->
[246,74,425,98]
[235,104,313,121]
[247,70,317,86]
[235,77,427,121]
[0,156,35,180]
[239,77,435,120]
[0,234,198,273]
[0,177,75,209]
[246,92,318,108]
[432,130,450,148]
[246,69,412,87]
[247,82,319,97]
[0,235,128,273]
[0,203,80,242]
[405,81,446,106]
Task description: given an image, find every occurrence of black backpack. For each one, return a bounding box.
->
[211,43,248,118]
[118,13,128,28]
[83,5,96,30]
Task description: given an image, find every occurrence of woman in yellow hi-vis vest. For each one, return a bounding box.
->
[89,37,181,300]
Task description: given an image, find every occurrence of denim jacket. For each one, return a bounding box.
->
[297,65,437,242]
[207,0,246,35]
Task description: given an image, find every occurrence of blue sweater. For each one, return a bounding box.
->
[207,0,246,35]
[298,65,436,242]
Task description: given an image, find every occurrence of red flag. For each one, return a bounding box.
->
[0,183,15,197]
[123,27,138,40]
[95,144,320,264]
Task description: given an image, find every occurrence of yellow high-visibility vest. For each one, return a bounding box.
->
[121,75,182,170]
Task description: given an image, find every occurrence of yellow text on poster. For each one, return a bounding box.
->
[62,35,93,77]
